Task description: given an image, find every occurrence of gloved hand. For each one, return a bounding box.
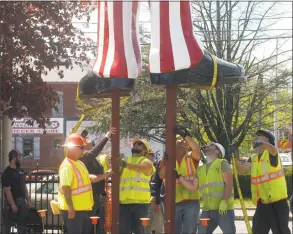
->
[173,168,181,179]
[174,126,191,138]
[118,157,127,168]
[253,141,264,149]
[219,200,228,216]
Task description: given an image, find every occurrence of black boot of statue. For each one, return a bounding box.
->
[150,52,246,87]
[78,72,135,98]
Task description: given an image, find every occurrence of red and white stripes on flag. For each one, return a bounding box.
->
[92,1,204,79]
[93,1,141,79]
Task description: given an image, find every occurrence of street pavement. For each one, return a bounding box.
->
[214,221,293,233]
[234,208,292,220]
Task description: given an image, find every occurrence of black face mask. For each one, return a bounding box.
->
[131,148,142,155]
[15,159,21,168]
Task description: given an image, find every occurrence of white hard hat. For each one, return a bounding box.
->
[211,142,225,158]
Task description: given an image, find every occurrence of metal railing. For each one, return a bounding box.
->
[1,169,65,234]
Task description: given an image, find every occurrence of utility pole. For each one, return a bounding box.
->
[274,38,279,146]
[0,20,3,172]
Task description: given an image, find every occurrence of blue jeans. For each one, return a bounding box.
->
[175,200,200,234]
[198,210,236,234]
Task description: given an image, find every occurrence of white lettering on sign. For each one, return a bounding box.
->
[12,118,64,135]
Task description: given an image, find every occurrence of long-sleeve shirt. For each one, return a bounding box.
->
[80,136,109,196]
[150,159,165,205]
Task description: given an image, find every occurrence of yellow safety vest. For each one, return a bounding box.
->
[197,158,234,211]
[97,154,109,171]
[164,154,200,203]
[251,150,287,206]
[58,158,93,211]
[120,156,153,204]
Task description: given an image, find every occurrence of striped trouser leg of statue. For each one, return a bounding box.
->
[92,1,141,79]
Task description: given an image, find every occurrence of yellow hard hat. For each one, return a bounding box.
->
[132,139,151,153]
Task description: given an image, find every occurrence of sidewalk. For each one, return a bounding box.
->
[233,208,293,221]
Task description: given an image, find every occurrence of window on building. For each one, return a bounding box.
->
[15,136,40,160]
[11,137,15,150]
[52,91,64,117]
[52,138,63,149]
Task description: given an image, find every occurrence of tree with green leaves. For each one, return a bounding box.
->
[89,2,292,161]
[0,2,95,127]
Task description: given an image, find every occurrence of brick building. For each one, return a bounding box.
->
[11,82,80,170]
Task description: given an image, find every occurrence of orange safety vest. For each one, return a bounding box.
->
[58,158,93,211]
[251,150,288,205]
[164,153,200,203]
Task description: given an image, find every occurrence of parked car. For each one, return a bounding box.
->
[280,152,292,169]
[26,175,63,231]
[25,169,57,182]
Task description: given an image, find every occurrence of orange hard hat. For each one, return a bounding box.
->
[63,134,86,148]
[132,139,151,153]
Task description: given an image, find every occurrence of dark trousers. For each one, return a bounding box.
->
[91,195,106,234]
[120,204,149,234]
[2,198,28,234]
[252,199,291,234]
[62,210,91,234]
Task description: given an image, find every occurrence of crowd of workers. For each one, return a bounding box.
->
[1,127,292,234]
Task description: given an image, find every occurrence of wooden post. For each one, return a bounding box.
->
[111,88,120,233]
[164,85,177,233]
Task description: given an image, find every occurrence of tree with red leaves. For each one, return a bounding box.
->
[0,1,95,127]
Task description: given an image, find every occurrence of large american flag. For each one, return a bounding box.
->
[92,1,204,79]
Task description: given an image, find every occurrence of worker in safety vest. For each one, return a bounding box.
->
[58,134,109,234]
[159,126,201,234]
[236,129,291,234]
[97,154,111,172]
[119,139,155,234]
[178,142,235,234]
[79,127,116,234]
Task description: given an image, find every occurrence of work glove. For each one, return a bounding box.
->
[118,157,127,168]
[173,169,182,179]
[174,126,191,138]
[219,200,228,216]
[253,141,264,149]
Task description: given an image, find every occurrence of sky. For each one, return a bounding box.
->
[43,1,292,82]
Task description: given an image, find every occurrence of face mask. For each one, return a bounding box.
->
[131,148,142,155]
[15,159,21,168]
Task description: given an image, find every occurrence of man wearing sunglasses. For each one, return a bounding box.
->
[119,139,154,234]
[158,126,201,234]
[236,129,291,234]
[58,131,115,234]
[177,141,235,234]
